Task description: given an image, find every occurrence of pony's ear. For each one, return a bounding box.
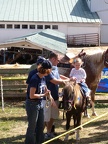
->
[69,58,74,63]
[78,49,86,58]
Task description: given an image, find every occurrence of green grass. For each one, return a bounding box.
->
[0,101,108,144]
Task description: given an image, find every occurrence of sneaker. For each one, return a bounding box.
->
[44,133,51,140]
[51,132,58,136]
[44,133,54,140]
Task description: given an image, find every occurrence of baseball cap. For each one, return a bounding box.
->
[41,59,52,69]
[37,56,46,65]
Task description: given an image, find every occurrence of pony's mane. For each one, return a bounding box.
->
[73,83,82,107]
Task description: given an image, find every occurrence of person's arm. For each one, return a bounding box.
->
[69,68,77,81]
[60,75,69,80]
[30,87,50,99]
[50,78,69,85]
[80,68,87,82]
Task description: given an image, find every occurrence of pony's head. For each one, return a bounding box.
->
[104,48,108,67]
[62,81,82,111]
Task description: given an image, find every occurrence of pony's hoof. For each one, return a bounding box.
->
[76,138,80,141]
[64,135,69,141]
[83,114,90,118]
[92,112,98,116]
[79,126,83,130]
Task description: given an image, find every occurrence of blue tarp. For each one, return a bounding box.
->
[96,68,108,92]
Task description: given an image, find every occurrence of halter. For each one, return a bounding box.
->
[63,84,76,111]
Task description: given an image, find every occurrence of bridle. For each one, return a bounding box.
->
[63,84,74,111]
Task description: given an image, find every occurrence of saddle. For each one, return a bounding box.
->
[80,87,92,109]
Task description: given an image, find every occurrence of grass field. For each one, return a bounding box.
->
[0,100,108,144]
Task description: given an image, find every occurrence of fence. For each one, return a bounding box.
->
[67,33,99,47]
[0,64,29,99]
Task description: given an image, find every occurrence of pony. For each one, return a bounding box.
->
[68,48,108,117]
[62,81,86,141]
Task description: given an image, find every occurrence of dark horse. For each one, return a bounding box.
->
[62,81,86,141]
[69,48,108,117]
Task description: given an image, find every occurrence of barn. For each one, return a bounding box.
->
[86,0,108,44]
[0,0,101,47]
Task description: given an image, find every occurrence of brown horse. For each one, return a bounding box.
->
[62,81,86,141]
[69,48,108,117]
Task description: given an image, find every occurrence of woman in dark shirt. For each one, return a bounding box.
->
[25,59,53,144]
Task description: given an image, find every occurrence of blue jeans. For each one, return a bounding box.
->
[25,99,44,144]
[79,82,91,97]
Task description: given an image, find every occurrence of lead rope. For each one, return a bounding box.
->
[45,92,51,108]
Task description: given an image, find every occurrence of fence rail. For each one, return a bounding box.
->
[0,76,27,98]
[67,33,99,47]
[0,76,108,103]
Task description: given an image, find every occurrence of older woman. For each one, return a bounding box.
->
[25,59,53,144]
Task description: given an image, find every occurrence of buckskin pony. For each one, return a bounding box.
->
[62,81,86,141]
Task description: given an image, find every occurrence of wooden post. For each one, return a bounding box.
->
[1,76,4,111]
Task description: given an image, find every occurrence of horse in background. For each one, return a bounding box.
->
[62,81,86,141]
[69,48,108,117]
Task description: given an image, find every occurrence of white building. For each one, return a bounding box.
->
[0,0,101,46]
[86,0,108,43]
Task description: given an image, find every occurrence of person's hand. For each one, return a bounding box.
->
[80,79,85,82]
[70,77,77,81]
[44,90,50,96]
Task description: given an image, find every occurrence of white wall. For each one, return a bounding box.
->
[90,0,108,12]
[67,24,100,35]
[98,11,108,24]
[0,22,100,44]
[0,22,59,43]
[101,25,108,43]
[0,29,36,43]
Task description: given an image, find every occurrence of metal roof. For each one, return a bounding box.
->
[0,0,101,23]
[0,29,67,54]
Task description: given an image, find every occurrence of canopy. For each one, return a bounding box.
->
[0,29,67,54]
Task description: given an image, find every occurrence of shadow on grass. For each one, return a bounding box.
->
[80,129,108,144]
[0,116,27,122]
[0,135,25,144]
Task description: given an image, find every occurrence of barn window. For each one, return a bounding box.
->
[0,24,5,29]
[14,24,20,29]
[45,25,50,29]
[52,25,58,29]
[29,25,35,29]
[7,24,13,29]
[37,25,43,29]
[22,25,28,29]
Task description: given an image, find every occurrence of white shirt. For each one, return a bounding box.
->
[69,68,86,83]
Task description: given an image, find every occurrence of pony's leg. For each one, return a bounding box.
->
[75,129,80,141]
[91,101,98,116]
[83,99,90,118]
[72,115,81,141]
[74,113,82,141]
[83,109,90,118]
[64,111,72,141]
[91,91,98,116]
